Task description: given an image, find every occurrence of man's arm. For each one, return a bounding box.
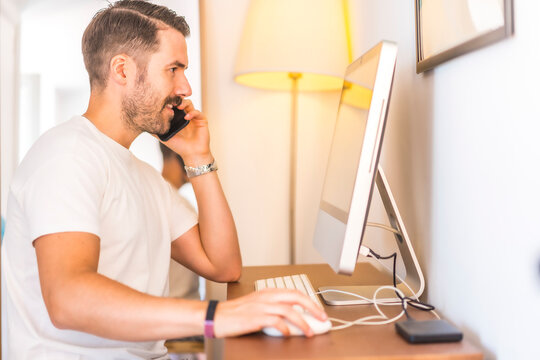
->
[35,232,207,341]
[35,232,325,339]
[171,170,241,282]
[165,99,241,282]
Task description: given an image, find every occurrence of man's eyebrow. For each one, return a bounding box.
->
[166,61,187,69]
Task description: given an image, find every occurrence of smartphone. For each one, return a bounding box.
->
[158,107,189,141]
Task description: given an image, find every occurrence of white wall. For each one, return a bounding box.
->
[19,0,97,138]
[349,0,540,359]
[200,0,287,265]
[0,0,21,355]
[0,0,21,217]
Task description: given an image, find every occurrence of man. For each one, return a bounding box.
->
[1,1,326,359]
[160,143,201,300]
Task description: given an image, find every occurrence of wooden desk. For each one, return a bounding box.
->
[222,263,483,360]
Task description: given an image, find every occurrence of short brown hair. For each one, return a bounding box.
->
[82,0,190,90]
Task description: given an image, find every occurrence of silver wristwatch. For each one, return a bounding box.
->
[184,159,218,178]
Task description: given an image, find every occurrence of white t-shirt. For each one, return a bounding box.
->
[178,183,197,212]
[1,116,198,359]
[169,183,200,300]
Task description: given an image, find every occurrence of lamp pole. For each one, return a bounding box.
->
[288,72,301,264]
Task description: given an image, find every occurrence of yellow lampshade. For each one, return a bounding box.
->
[234,0,350,91]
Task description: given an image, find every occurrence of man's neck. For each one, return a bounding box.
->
[83,89,140,149]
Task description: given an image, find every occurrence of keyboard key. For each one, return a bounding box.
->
[254,274,323,308]
[284,276,295,289]
[255,279,266,290]
[292,275,307,295]
[275,277,285,289]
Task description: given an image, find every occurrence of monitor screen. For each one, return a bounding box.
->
[314,41,398,275]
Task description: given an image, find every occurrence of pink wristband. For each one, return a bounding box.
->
[204,320,215,338]
[204,300,218,338]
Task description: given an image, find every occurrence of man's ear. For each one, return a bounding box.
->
[109,54,136,86]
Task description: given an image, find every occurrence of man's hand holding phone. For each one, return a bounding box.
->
[157,107,189,142]
[160,99,213,166]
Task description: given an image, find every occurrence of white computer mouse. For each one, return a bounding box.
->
[262,310,332,337]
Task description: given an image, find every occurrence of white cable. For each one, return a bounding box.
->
[366,222,401,235]
[361,224,441,320]
[319,285,407,331]
[371,255,440,320]
[353,285,406,325]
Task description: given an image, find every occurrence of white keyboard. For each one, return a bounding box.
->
[254,274,324,308]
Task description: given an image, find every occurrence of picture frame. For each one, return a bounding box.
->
[415,0,514,73]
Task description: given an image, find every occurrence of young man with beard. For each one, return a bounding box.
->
[1,1,326,358]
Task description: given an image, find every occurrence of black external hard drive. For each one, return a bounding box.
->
[395,320,463,344]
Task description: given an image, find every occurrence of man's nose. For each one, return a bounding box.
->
[175,75,192,98]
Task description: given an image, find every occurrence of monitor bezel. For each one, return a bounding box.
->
[314,41,398,275]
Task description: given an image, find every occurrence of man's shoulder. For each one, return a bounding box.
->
[27,116,102,152]
[12,117,109,190]
[39,115,103,148]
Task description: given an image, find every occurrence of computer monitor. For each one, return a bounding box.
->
[313,41,425,305]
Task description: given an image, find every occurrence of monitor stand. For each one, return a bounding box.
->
[318,165,425,305]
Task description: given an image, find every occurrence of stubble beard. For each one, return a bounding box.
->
[121,74,181,136]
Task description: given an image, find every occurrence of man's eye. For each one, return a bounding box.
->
[169,67,177,73]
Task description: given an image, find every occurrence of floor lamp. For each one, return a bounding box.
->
[234,0,351,264]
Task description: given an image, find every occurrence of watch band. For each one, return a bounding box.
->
[204,300,219,338]
[184,159,218,178]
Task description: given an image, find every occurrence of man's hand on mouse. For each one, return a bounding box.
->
[212,289,328,338]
